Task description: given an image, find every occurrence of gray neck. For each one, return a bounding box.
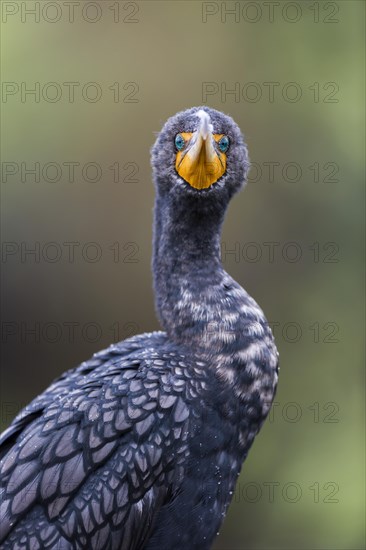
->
[152,192,266,357]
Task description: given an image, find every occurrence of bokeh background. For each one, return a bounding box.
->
[1,1,364,548]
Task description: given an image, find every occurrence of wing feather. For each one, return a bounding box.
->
[0,333,192,549]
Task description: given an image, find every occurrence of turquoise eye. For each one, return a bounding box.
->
[175,134,185,151]
[218,136,230,153]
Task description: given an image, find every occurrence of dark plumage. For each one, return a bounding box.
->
[0,107,278,549]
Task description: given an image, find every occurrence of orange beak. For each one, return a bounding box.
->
[175,111,227,189]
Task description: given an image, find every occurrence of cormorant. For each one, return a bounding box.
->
[0,107,279,549]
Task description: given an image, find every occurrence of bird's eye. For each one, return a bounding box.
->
[175,134,185,151]
[218,136,230,153]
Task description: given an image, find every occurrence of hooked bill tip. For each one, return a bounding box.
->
[196,109,212,140]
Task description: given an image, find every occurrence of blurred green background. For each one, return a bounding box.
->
[1,1,364,548]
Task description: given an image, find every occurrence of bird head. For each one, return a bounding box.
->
[151,107,250,201]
